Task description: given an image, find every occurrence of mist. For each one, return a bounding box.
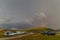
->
[0,0,60,29]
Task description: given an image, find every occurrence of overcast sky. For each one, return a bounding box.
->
[0,0,60,29]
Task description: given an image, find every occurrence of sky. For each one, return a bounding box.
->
[0,0,60,29]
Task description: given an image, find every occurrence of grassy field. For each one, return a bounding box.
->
[7,34,60,40]
[0,32,4,38]
[1,26,60,40]
[7,26,60,40]
[0,29,5,38]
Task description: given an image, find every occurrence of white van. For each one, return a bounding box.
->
[4,31,15,36]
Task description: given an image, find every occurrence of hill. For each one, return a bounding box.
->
[26,25,54,33]
[8,34,60,40]
[7,26,60,40]
[1,23,34,29]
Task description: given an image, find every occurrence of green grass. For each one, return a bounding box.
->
[1,27,60,40]
[0,33,4,38]
[7,27,60,40]
[7,34,60,40]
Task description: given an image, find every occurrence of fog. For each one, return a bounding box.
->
[0,0,60,29]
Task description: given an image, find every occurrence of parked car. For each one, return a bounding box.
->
[16,31,26,34]
[4,31,26,36]
[4,31,15,36]
[41,31,56,35]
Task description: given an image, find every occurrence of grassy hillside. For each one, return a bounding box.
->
[26,26,54,33]
[0,33,4,38]
[7,26,60,40]
[7,34,60,40]
[0,29,4,38]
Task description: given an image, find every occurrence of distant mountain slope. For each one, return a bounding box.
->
[1,23,34,29]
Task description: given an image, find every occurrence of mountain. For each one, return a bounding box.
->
[1,23,34,30]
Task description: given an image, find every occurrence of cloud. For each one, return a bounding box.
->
[0,19,5,24]
[30,11,47,26]
[22,19,32,24]
[40,12,47,18]
[35,12,47,18]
